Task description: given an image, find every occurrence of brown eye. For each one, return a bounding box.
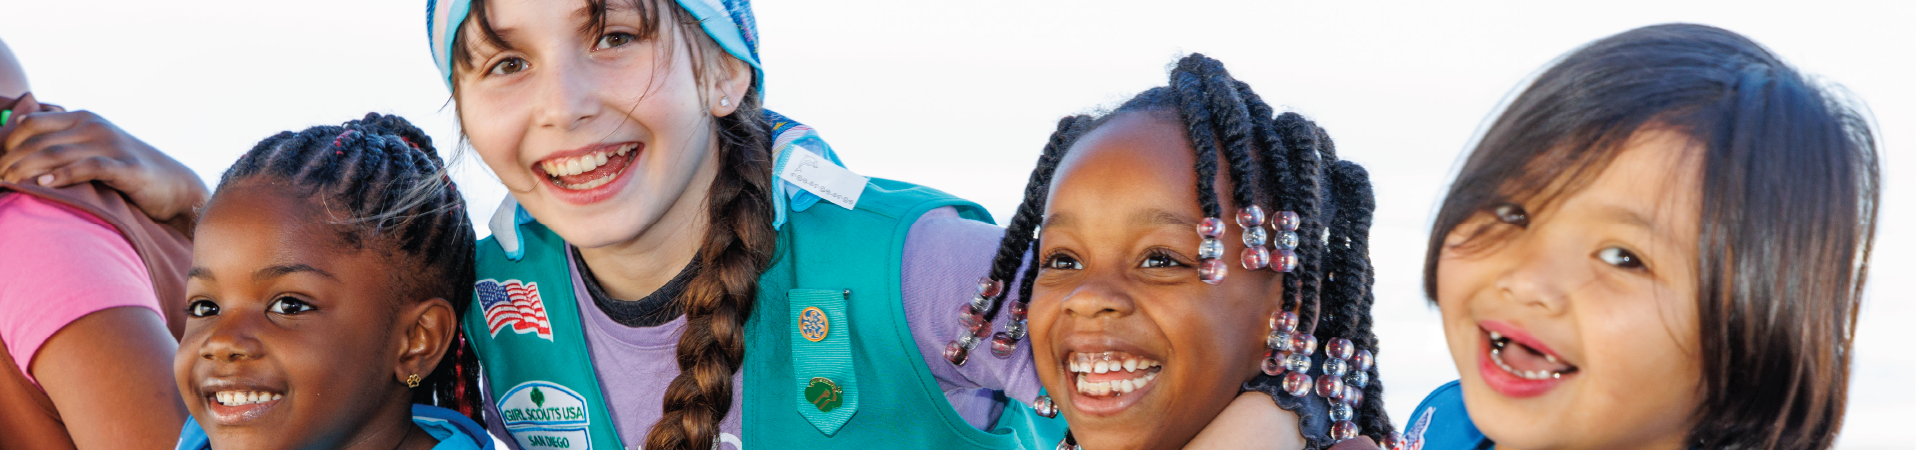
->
[1596,247,1646,271]
[268,297,315,315]
[1493,203,1530,228]
[187,299,220,318]
[594,32,636,50]
[1044,253,1083,271]
[489,57,528,76]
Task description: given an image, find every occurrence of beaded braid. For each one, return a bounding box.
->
[1274,112,1330,329]
[1326,160,1394,441]
[216,113,483,422]
[946,115,1091,366]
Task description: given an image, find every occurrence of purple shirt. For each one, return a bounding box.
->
[482,207,1040,449]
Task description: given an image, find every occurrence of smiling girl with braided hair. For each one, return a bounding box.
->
[961,53,1396,450]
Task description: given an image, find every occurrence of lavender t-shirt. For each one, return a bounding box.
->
[482,207,1039,449]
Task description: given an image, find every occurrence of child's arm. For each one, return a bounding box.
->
[30,307,186,450]
[1184,391,1308,450]
[0,110,208,237]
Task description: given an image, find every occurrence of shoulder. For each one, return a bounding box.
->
[0,193,159,378]
[1404,380,1489,450]
[175,415,210,450]
[413,404,497,450]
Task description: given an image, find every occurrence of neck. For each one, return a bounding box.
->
[332,396,434,450]
[576,145,720,300]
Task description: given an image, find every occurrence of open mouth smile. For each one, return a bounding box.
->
[202,386,287,426]
[1063,351,1163,416]
[537,142,639,191]
[1476,323,1579,398]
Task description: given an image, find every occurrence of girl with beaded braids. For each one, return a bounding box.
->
[173,113,493,449]
[964,53,1395,450]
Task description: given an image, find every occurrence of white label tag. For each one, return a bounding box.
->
[779,149,867,210]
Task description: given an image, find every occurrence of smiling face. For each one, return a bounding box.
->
[1028,111,1279,450]
[454,0,747,249]
[1435,129,1706,450]
[177,180,428,449]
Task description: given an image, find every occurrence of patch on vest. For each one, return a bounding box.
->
[805,377,843,412]
[499,381,591,449]
[798,306,829,342]
[1407,406,1435,448]
[477,279,554,341]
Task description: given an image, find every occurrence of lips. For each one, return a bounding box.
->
[533,142,642,205]
[1475,322,1578,398]
[199,379,287,426]
[1059,348,1164,416]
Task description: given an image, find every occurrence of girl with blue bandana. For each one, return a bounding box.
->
[423,1,1065,449]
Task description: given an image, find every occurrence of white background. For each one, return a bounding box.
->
[3,0,1912,447]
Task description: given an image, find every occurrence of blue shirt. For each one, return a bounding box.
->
[1404,381,1493,450]
[176,404,496,450]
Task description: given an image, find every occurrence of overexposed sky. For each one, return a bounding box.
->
[3,0,1912,447]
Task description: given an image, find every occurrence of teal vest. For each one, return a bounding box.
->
[466,178,1065,449]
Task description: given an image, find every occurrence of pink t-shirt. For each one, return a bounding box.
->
[0,193,160,386]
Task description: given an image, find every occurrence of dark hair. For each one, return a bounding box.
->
[1422,23,1879,449]
[216,113,484,422]
[975,54,1394,443]
[453,2,775,449]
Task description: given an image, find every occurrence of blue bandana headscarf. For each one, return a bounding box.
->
[427,0,849,234]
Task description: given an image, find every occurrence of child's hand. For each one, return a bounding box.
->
[0,109,208,236]
[1184,391,1308,450]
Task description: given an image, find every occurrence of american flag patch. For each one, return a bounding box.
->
[477,279,553,341]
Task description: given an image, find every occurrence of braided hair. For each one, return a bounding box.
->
[453,1,775,447]
[215,113,483,422]
[974,53,1394,443]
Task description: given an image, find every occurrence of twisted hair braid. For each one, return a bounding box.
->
[217,112,483,422]
[1326,160,1393,439]
[980,116,1092,322]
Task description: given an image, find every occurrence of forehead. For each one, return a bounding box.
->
[1551,129,1705,237]
[194,181,384,275]
[1048,111,1199,216]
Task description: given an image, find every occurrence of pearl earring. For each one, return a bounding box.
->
[720,98,730,107]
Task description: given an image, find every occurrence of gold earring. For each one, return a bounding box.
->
[406,374,422,388]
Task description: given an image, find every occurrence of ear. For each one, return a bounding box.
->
[394,298,458,387]
[708,55,753,117]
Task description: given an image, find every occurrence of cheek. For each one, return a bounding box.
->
[1581,286,1703,399]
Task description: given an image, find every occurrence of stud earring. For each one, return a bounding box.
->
[406,373,422,388]
[1196,217,1227,283]
[720,97,730,107]
[1237,206,1270,269]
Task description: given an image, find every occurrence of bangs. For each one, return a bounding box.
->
[450,0,668,76]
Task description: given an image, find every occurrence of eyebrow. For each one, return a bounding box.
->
[253,264,339,283]
[1597,204,1683,246]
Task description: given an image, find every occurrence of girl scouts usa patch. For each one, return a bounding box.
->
[499,381,591,449]
[477,279,554,341]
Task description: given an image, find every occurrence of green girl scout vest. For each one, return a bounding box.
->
[465,178,1066,449]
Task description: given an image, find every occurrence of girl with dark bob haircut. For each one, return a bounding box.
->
[1403,23,1878,450]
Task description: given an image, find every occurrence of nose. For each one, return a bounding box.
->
[532,56,599,132]
[198,315,264,363]
[1493,239,1585,316]
[1060,271,1138,319]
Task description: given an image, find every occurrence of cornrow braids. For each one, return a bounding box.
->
[216,113,483,422]
[642,78,775,450]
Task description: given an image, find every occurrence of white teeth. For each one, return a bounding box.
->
[213,390,282,406]
[1123,359,1138,372]
[1489,331,1504,341]
[1067,352,1162,397]
[1094,361,1109,374]
[545,145,632,179]
[1489,346,1567,380]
